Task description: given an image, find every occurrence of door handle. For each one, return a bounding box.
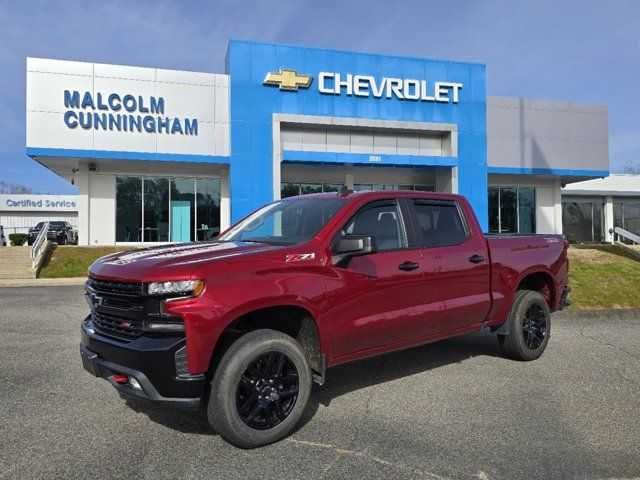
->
[468,255,485,264]
[398,261,420,271]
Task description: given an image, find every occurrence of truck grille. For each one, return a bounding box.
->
[92,311,143,339]
[87,277,144,296]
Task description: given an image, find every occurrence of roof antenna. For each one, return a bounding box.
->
[337,185,353,197]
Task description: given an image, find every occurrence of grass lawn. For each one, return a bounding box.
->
[568,245,640,309]
[38,245,128,278]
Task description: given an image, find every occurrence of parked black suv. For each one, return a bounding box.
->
[28,221,78,245]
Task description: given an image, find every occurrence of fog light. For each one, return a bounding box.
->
[113,375,128,384]
[146,322,185,333]
[129,377,142,390]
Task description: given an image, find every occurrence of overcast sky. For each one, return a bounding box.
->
[1,0,638,194]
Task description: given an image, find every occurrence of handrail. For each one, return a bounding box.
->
[30,221,49,269]
[611,227,640,245]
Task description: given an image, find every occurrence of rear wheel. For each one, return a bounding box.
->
[498,290,551,361]
[208,329,312,448]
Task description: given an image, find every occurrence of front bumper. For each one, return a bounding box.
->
[80,317,206,409]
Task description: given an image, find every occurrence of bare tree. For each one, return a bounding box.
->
[0,181,39,194]
[622,164,640,174]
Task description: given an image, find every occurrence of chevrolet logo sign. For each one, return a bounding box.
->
[263,69,313,91]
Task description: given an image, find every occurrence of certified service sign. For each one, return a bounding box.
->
[0,194,78,212]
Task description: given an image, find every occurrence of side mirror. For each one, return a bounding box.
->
[333,235,377,257]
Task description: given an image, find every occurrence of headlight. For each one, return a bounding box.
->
[147,279,205,296]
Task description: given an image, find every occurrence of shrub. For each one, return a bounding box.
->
[9,233,28,246]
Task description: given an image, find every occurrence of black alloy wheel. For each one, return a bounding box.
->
[497,289,551,361]
[522,303,547,350]
[208,329,312,448]
[236,352,299,430]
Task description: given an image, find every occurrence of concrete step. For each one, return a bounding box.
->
[0,264,34,270]
[0,271,35,279]
[0,264,33,270]
[0,257,33,264]
[0,267,33,273]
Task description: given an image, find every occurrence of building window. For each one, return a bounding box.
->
[115,176,220,243]
[354,184,435,192]
[143,177,170,242]
[488,187,536,234]
[116,177,142,242]
[280,182,344,198]
[281,182,435,198]
[561,201,604,243]
[196,178,221,241]
[613,201,640,238]
[300,183,323,195]
[171,178,196,242]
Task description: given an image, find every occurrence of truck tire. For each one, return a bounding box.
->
[207,329,312,448]
[497,290,551,361]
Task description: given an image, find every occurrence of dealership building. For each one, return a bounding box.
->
[25,40,609,245]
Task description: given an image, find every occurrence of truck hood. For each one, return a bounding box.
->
[89,241,283,282]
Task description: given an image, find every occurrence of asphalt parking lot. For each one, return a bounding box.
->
[0,286,639,480]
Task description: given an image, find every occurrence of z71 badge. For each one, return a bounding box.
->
[285,253,316,262]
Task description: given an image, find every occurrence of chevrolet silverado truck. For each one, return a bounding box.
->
[81,190,570,448]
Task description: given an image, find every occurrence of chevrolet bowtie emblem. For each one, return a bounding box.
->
[263,69,313,91]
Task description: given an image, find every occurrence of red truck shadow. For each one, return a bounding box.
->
[123,330,502,437]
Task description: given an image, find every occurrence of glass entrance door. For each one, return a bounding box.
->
[171,201,191,242]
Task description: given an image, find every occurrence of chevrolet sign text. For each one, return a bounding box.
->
[318,72,463,103]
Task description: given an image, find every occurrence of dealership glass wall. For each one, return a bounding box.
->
[614,201,640,237]
[116,177,220,243]
[562,201,604,243]
[281,182,435,198]
[488,187,536,234]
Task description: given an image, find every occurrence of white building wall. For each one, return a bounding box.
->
[89,174,116,245]
[535,186,557,234]
[77,167,90,245]
[26,58,230,158]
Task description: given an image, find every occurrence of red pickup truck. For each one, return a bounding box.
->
[81,190,570,448]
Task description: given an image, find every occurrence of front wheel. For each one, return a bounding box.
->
[498,290,551,361]
[208,329,312,448]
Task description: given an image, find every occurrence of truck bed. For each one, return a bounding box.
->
[484,233,569,328]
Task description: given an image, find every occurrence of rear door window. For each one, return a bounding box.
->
[412,201,468,247]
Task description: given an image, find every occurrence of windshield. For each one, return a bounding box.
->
[219,198,347,245]
[50,222,66,228]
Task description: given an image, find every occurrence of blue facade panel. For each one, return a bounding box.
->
[226,40,490,230]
